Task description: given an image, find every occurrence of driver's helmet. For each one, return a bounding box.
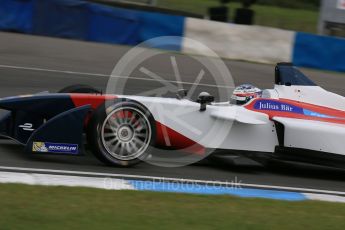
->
[231,84,262,105]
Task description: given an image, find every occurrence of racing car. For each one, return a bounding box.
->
[0,63,345,169]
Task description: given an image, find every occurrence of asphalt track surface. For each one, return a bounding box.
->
[0,32,345,193]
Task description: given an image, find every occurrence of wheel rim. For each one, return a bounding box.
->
[101,106,152,161]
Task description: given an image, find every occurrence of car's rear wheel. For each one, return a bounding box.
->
[58,84,101,94]
[87,100,155,167]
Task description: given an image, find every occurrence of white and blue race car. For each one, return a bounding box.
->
[0,63,344,168]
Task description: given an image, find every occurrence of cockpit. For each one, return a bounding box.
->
[176,63,321,110]
[231,63,319,105]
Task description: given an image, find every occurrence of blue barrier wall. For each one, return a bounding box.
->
[293,32,345,72]
[0,0,33,33]
[0,0,185,50]
[1,0,345,72]
[33,0,89,39]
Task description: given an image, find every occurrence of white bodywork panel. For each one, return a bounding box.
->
[118,83,345,156]
[262,89,279,99]
[124,95,278,152]
[273,117,345,156]
[275,85,345,110]
[273,85,345,156]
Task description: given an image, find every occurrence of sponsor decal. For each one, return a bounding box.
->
[253,99,342,120]
[302,109,336,119]
[32,142,78,154]
[32,142,48,152]
[254,100,303,113]
[19,123,34,131]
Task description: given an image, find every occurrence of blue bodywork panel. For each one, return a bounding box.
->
[0,94,91,155]
[26,105,90,155]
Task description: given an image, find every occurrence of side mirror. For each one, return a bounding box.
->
[176,89,188,99]
[197,92,214,111]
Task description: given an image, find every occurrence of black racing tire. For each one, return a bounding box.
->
[87,99,156,167]
[58,84,101,94]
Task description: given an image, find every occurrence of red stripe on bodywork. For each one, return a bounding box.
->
[155,121,206,155]
[234,93,258,97]
[245,98,345,125]
[70,94,118,109]
[71,94,205,154]
[279,99,345,117]
[70,94,118,126]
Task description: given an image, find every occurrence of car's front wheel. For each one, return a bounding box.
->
[87,100,155,167]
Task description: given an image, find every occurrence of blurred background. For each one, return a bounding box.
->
[1,0,344,73]
[95,0,343,36]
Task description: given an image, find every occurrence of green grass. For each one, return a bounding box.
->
[157,0,319,33]
[0,184,344,229]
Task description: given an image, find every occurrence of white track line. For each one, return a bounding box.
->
[0,171,133,190]
[0,166,344,196]
[0,64,233,89]
[304,193,345,203]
